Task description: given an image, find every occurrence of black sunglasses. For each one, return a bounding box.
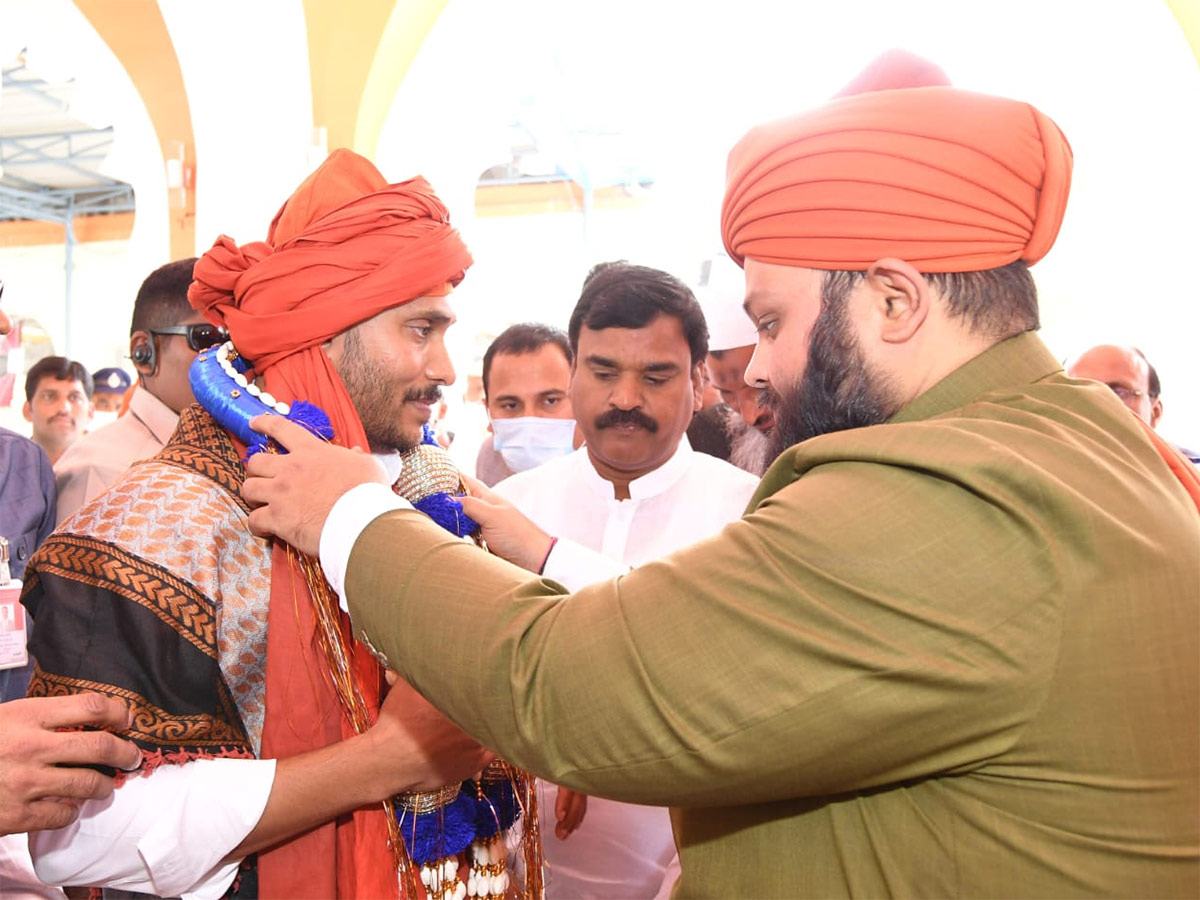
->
[151,323,229,352]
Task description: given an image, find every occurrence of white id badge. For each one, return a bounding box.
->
[0,580,28,670]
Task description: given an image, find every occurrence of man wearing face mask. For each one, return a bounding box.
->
[54,258,220,523]
[475,323,580,485]
[484,263,759,899]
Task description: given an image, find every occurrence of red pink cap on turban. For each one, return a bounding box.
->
[721,56,1073,273]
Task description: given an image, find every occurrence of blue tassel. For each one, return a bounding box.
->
[399,786,479,867]
[246,402,334,460]
[474,778,521,839]
[285,400,335,441]
[189,343,334,461]
[412,493,480,539]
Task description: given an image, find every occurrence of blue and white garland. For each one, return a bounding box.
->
[189,341,334,455]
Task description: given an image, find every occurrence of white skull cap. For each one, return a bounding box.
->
[698,253,757,352]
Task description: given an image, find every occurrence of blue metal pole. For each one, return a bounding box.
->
[64,196,75,359]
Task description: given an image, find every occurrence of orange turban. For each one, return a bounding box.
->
[186,150,472,900]
[721,76,1073,273]
[190,148,470,373]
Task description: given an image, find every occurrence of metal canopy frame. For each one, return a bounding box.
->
[1,59,137,357]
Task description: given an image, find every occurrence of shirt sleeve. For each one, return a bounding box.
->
[541,538,629,590]
[35,451,56,545]
[29,758,276,900]
[319,482,410,611]
[341,453,1062,808]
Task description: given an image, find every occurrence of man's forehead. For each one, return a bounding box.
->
[709,346,755,382]
[369,293,456,325]
[579,315,689,349]
[406,293,455,318]
[494,345,570,371]
[35,376,86,394]
[742,259,823,313]
[490,347,570,386]
[1069,345,1146,382]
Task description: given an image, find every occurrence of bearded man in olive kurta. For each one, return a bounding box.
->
[242,55,1200,898]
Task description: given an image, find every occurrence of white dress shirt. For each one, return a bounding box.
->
[491,440,758,899]
[29,758,275,899]
[54,386,179,524]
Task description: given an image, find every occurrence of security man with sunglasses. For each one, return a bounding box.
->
[54,258,227,523]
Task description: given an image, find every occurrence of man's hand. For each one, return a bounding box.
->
[554,786,588,840]
[242,415,388,556]
[362,671,494,795]
[0,694,142,835]
[459,476,555,573]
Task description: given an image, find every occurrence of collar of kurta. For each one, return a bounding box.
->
[580,434,696,502]
[889,332,1061,426]
[129,384,182,446]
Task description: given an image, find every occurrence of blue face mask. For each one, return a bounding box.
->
[491,416,577,473]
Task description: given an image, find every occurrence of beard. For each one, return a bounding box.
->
[719,405,772,476]
[337,329,440,454]
[767,289,903,461]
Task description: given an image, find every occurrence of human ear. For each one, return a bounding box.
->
[864,257,930,344]
[1151,398,1163,429]
[129,331,156,377]
[321,332,346,368]
[690,362,705,412]
[22,400,32,422]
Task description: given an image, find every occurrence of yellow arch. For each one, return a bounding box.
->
[303,0,449,160]
[73,0,196,260]
[1166,0,1200,66]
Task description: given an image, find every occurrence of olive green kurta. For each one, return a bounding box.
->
[346,333,1199,898]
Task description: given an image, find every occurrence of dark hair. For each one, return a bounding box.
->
[130,257,199,335]
[25,356,93,402]
[821,260,1039,341]
[567,261,708,364]
[482,323,572,397]
[1132,347,1161,400]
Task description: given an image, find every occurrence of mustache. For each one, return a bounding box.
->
[403,385,443,404]
[758,386,782,412]
[594,408,658,433]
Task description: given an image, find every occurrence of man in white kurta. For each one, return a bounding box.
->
[492,261,759,898]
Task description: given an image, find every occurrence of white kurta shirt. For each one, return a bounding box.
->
[493,439,758,900]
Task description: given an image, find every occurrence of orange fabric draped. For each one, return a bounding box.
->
[721,84,1073,273]
[1137,417,1200,514]
[187,149,472,899]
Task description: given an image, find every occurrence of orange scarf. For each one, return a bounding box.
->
[1137,417,1200,514]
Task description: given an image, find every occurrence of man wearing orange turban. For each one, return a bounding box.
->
[22,150,491,899]
[244,59,1197,896]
